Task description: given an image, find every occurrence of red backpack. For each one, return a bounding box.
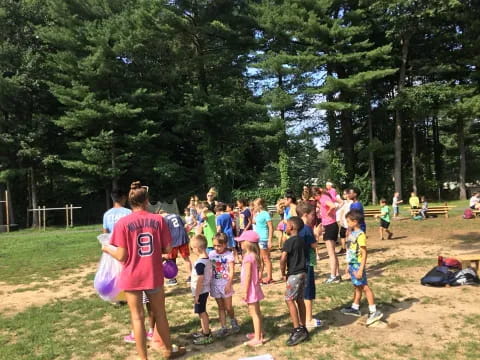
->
[437,256,462,270]
[463,208,474,219]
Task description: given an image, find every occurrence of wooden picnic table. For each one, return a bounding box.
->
[403,205,456,218]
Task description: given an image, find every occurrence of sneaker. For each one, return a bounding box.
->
[214,327,229,338]
[286,327,308,346]
[366,310,384,326]
[146,330,153,341]
[166,278,178,286]
[306,318,323,329]
[124,332,135,343]
[340,307,361,317]
[230,319,241,334]
[193,332,213,345]
[324,275,341,284]
[388,233,393,240]
[336,248,346,255]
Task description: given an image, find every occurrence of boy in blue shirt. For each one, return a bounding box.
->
[215,203,235,249]
[102,188,131,234]
[348,187,366,232]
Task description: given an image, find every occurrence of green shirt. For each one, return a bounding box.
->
[203,212,217,248]
[380,205,391,223]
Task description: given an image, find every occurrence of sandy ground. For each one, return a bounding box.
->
[1,219,479,360]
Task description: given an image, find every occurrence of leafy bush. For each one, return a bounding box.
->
[231,187,283,205]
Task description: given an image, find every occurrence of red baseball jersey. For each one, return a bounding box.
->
[111,210,172,290]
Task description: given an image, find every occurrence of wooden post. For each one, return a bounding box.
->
[43,205,46,231]
[5,190,9,233]
[65,204,69,229]
[70,204,73,227]
[37,207,41,230]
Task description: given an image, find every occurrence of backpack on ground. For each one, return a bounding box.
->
[463,208,474,219]
[450,268,479,286]
[413,215,423,220]
[420,266,456,287]
[438,256,462,270]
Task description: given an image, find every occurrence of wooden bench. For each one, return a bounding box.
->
[473,210,480,218]
[364,209,381,217]
[405,205,455,218]
[455,254,480,271]
[267,205,277,217]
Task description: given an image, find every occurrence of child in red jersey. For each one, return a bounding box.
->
[103,181,185,360]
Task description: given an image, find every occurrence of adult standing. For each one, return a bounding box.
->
[206,187,218,212]
[102,188,131,235]
[103,181,185,360]
[319,188,341,284]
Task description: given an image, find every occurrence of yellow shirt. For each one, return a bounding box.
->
[409,196,420,208]
[346,230,367,264]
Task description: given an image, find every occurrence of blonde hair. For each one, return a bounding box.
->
[192,234,207,250]
[207,187,217,197]
[129,181,148,208]
[243,241,262,268]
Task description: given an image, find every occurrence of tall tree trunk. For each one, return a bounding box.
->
[411,123,417,194]
[278,73,289,192]
[111,141,118,190]
[6,182,14,225]
[367,100,377,205]
[432,116,442,201]
[457,117,467,200]
[105,187,111,210]
[30,167,38,228]
[337,67,355,183]
[394,36,410,197]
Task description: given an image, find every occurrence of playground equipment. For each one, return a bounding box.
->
[28,204,82,231]
[0,190,10,232]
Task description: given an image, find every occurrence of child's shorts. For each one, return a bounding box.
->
[323,222,339,241]
[339,226,347,239]
[285,272,306,301]
[304,266,316,300]
[393,206,399,215]
[348,263,368,286]
[380,219,390,229]
[194,292,209,314]
[259,241,269,250]
[166,243,190,260]
[210,283,233,299]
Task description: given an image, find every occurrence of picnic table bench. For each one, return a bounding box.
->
[455,253,480,271]
[364,209,381,217]
[267,205,277,217]
[473,209,480,218]
[404,205,455,218]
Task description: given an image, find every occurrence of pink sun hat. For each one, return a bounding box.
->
[236,230,259,243]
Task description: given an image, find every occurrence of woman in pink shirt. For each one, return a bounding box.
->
[104,181,185,359]
[319,188,341,284]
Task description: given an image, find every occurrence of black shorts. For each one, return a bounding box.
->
[380,219,390,229]
[194,292,209,314]
[339,226,347,239]
[304,266,316,300]
[323,222,339,241]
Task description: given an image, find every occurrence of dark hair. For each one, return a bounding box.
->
[296,201,314,217]
[285,191,297,204]
[226,203,235,211]
[111,188,127,203]
[214,232,228,245]
[129,181,148,208]
[287,216,304,231]
[346,210,364,224]
[214,203,227,212]
[380,198,387,204]
[350,187,361,197]
[237,198,248,206]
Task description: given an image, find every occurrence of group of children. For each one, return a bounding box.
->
[102,185,386,359]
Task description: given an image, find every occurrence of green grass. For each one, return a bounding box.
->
[0,296,132,360]
[0,226,101,284]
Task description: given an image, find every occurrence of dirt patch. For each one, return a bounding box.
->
[0,264,96,316]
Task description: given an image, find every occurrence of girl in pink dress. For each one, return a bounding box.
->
[237,230,264,347]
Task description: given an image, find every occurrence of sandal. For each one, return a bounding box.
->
[244,339,264,347]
